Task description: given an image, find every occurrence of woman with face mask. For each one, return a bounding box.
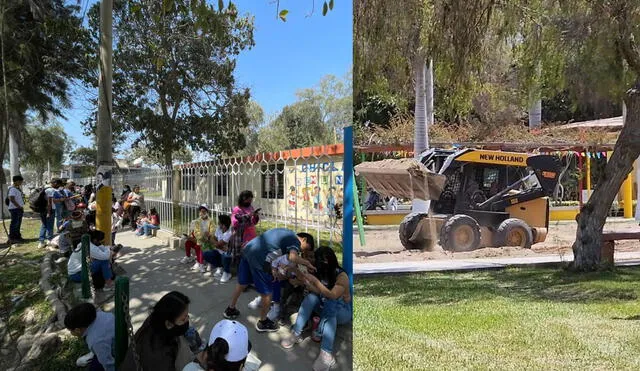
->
[231,190,260,247]
[121,291,195,371]
[280,247,352,371]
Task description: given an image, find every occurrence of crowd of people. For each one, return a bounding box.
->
[6,177,351,370]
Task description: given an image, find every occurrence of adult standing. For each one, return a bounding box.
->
[7,175,25,243]
[38,179,60,248]
[127,185,145,229]
[223,228,315,333]
[52,179,67,229]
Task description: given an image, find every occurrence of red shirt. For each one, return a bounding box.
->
[149,214,160,226]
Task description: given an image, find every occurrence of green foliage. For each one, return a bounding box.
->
[296,73,352,137]
[21,121,73,183]
[270,100,333,149]
[127,144,194,167]
[69,146,97,167]
[84,0,255,168]
[0,0,94,178]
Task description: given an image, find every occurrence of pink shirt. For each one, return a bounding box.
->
[231,205,259,244]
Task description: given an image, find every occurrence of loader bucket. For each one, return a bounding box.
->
[354,159,447,201]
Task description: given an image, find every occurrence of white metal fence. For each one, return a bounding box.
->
[77,145,345,246]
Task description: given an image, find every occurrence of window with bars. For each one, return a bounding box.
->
[261,164,284,199]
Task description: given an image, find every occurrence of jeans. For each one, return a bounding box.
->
[91,259,113,281]
[9,208,23,239]
[54,207,64,229]
[292,293,352,353]
[39,212,55,242]
[202,250,232,273]
[142,223,159,236]
[69,271,82,283]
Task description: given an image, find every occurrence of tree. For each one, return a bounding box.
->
[560,0,640,271]
[70,146,98,167]
[237,100,265,155]
[83,0,255,169]
[296,73,352,142]
[269,100,333,150]
[0,0,94,183]
[128,144,194,167]
[21,122,72,185]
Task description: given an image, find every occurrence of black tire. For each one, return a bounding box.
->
[495,218,533,249]
[440,214,481,252]
[399,212,433,250]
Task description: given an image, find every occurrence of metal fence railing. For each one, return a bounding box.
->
[75,145,345,247]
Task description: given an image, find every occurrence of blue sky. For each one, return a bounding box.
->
[62,0,352,150]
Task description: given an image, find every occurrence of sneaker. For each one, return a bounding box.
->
[180,256,193,264]
[223,306,240,319]
[312,350,336,371]
[38,241,46,249]
[199,264,206,273]
[214,267,223,277]
[267,303,281,321]
[248,296,262,310]
[102,285,115,292]
[220,272,232,283]
[76,352,95,367]
[191,262,201,271]
[143,235,151,239]
[280,332,302,349]
[255,318,279,333]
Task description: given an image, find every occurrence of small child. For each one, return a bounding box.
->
[135,211,149,236]
[202,215,233,283]
[64,303,115,371]
[58,211,89,257]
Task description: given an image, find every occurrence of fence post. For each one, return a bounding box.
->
[343,126,354,291]
[81,234,91,299]
[114,276,130,366]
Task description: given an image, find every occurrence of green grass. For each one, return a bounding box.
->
[0,217,87,368]
[354,267,640,370]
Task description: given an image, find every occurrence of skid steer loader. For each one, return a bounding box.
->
[354,148,561,251]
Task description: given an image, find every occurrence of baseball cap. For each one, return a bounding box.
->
[198,204,209,212]
[208,320,251,362]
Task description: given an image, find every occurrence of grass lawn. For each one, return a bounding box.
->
[0,216,87,370]
[354,267,640,370]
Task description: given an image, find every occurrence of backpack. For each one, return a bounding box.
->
[3,187,10,206]
[29,188,47,213]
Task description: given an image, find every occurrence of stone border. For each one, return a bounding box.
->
[39,251,68,330]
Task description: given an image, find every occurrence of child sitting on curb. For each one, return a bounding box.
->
[202,214,233,283]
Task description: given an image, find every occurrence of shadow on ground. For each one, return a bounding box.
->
[111,231,352,371]
[355,267,640,307]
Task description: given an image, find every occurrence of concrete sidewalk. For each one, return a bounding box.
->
[105,230,352,371]
[354,251,640,275]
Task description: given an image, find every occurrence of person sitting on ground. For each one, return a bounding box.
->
[202,214,233,283]
[182,320,252,371]
[141,207,161,238]
[135,210,149,236]
[112,196,124,244]
[67,230,115,291]
[64,303,116,371]
[281,246,352,371]
[121,291,195,371]
[127,185,145,229]
[181,204,216,273]
[271,234,316,324]
[223,228,316,333]
[57,210,89,257]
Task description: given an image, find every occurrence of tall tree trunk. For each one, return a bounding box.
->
[412,57,430,213]
[528,97,542,131]
[164,148,173,171]
[9,128,19,177]
[572,86,640,271]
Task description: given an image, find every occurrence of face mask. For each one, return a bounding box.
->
[201,214,208,220]
[169,321,189,337]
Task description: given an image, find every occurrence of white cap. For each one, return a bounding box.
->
[199,203,209,212]
[208,320,250,362]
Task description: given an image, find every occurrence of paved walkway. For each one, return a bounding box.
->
[354,251,640,275]
[104,230,352,371]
